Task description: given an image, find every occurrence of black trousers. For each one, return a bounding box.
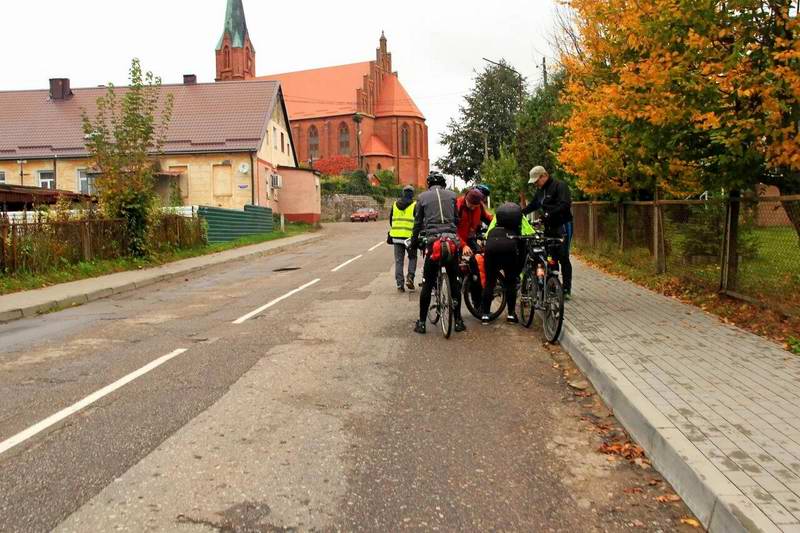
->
[482,237,523,316]
[419,256,461,323]
[546,222,573,292]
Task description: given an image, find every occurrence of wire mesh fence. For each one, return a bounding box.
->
[0,215,205,276]
[572,196,800,317]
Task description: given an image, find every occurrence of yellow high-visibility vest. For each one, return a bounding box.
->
[389,201,416,239]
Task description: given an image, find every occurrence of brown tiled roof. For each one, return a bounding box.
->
[0,80,281,160]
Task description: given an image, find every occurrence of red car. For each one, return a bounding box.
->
[350,207,379,222]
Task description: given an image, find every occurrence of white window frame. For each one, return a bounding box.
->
[77,169,97,195]
[38,170,56,190]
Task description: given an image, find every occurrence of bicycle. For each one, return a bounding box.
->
[409,236,456,338]
[513,232,565,343]
[460,232,506,322]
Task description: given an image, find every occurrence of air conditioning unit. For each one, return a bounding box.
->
[271,174,283,189]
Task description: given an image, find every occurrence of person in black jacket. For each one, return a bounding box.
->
[522,166,574,297]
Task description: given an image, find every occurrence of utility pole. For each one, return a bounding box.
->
[542,57,548,87]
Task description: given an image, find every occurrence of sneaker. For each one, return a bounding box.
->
[506,314,519,324]
[406,274,415,291]
[454,318,466,332]
[481,315,490,325]
[414,320,426,334]
[397,284,405,293]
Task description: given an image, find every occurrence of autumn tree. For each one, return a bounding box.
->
[82,59,173,256]
[437,60,527,183]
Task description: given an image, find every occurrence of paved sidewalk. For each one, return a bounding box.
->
[561,259,800,533]
[0,231,324,323]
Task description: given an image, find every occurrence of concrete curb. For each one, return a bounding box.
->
[560,322,780,533]
[0,232,325,325]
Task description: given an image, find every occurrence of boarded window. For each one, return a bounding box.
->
[213,164,232,197]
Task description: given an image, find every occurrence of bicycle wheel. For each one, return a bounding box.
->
[438,271,453,339]
[542,275,565,343]
[463,272,506,321]
[427,282,440,325]
[518,271,535,328]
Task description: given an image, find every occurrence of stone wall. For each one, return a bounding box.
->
[321,194,394,222]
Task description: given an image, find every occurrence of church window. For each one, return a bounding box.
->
[400,124,410,156]
[377,163,382,171]
[309,126,320,159]
[338,123,350,155]
[224,46,231,69]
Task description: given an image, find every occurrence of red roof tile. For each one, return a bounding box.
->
[374,74,423,119]
[0,80,280,160]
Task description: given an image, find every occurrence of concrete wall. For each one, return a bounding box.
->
[321,194,394,222]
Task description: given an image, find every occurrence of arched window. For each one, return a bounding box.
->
[377,163,382,171]
[400,123,410,156]
[308,126,320,159]
[246,47,252,72]
[338,123,350,155]
[417,124,423,156]
[224,46,231,69]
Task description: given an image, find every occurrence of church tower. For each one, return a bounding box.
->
[215,0,256,81]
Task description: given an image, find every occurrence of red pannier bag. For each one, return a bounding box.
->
[429,236,458,263]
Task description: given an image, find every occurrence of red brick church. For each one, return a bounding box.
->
[215,0,430,187]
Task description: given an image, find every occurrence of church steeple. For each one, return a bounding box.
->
[215,0,256,81]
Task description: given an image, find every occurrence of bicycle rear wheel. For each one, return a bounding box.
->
[542,275,565,343]
[518,271,535,328]
[427,284,440,325]
[438,271,453,339]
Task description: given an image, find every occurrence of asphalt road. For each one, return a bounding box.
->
[0,222,696,532]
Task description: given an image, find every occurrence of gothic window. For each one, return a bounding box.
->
[400,124,410,156]
[377,163,382,171]
[224,46,231,69]
[246,47,252,72]
[338,123,350,155]
[309,126,320,159]
[417,124,423,156]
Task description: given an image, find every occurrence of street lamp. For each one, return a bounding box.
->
[353,112,363,171]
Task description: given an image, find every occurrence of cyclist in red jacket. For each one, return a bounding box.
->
[456,188,493,258]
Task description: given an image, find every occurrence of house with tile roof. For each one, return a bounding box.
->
[214,0,429,187]
[0,77,321,222]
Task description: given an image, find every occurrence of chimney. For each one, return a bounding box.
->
[183,74,197,85]
[49,78,72,100]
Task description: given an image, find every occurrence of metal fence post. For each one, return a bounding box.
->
[654,199,666,274]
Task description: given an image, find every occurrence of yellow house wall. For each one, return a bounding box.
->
[158,153,254,209]
[0,159,88,191]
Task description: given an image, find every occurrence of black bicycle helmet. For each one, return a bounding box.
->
[427,171,447,188]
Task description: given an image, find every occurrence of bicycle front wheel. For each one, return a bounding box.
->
[542,275,565,343]
[518,271,535,328]
[463,272,506,321]
[438,271,453,339]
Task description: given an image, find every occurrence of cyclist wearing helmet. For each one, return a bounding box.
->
[410,171,465,334]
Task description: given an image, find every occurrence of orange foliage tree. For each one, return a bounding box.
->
[558,0,800,201]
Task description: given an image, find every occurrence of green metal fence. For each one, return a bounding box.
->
[198,205,274,243]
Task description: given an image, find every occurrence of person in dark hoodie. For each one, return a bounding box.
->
[388,185,418,292]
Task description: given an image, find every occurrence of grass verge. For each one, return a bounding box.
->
[0,223,316,296]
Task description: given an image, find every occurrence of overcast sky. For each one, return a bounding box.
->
[2,0,559,168]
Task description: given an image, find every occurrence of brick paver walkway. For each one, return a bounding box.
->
[563,259,800,532]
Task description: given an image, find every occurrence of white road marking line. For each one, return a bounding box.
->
[331,255,363,272]
[0,348,189,457]
[368,242,384,252]
[232,278,321,324]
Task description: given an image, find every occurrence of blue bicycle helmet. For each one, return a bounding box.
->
[476,184,491,197]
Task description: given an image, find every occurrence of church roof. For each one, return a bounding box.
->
[261,63,425,121]
[216,0,252,51]
[363,135,393,157]
[0,80,282,160]
[374,74,424,119]
[261,62,371,120]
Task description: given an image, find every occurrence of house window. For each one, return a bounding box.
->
[308,126,320,159]
[400,124,410,156]
[39,170,55,190]
[77,169,97,194]
[0,171,5,184]
[281,132,285,153]
[273,127,278,150]
[338,123,350,155]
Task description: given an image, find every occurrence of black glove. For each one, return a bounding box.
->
[387,232,393,245]
[409,237,419,251]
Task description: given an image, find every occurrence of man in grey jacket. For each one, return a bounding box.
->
[410,171,464,334]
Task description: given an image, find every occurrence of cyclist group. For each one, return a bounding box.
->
[387,165,573,336]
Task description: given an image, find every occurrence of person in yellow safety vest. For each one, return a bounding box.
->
[388,185,418,292]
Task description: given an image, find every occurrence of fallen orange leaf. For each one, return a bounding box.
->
[680,517,701,527]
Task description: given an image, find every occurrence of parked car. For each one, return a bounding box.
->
[350,207,379,222]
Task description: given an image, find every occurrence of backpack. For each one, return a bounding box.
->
[429,236,457,263]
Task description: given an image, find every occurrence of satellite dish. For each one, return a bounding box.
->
[238,162,251,174]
